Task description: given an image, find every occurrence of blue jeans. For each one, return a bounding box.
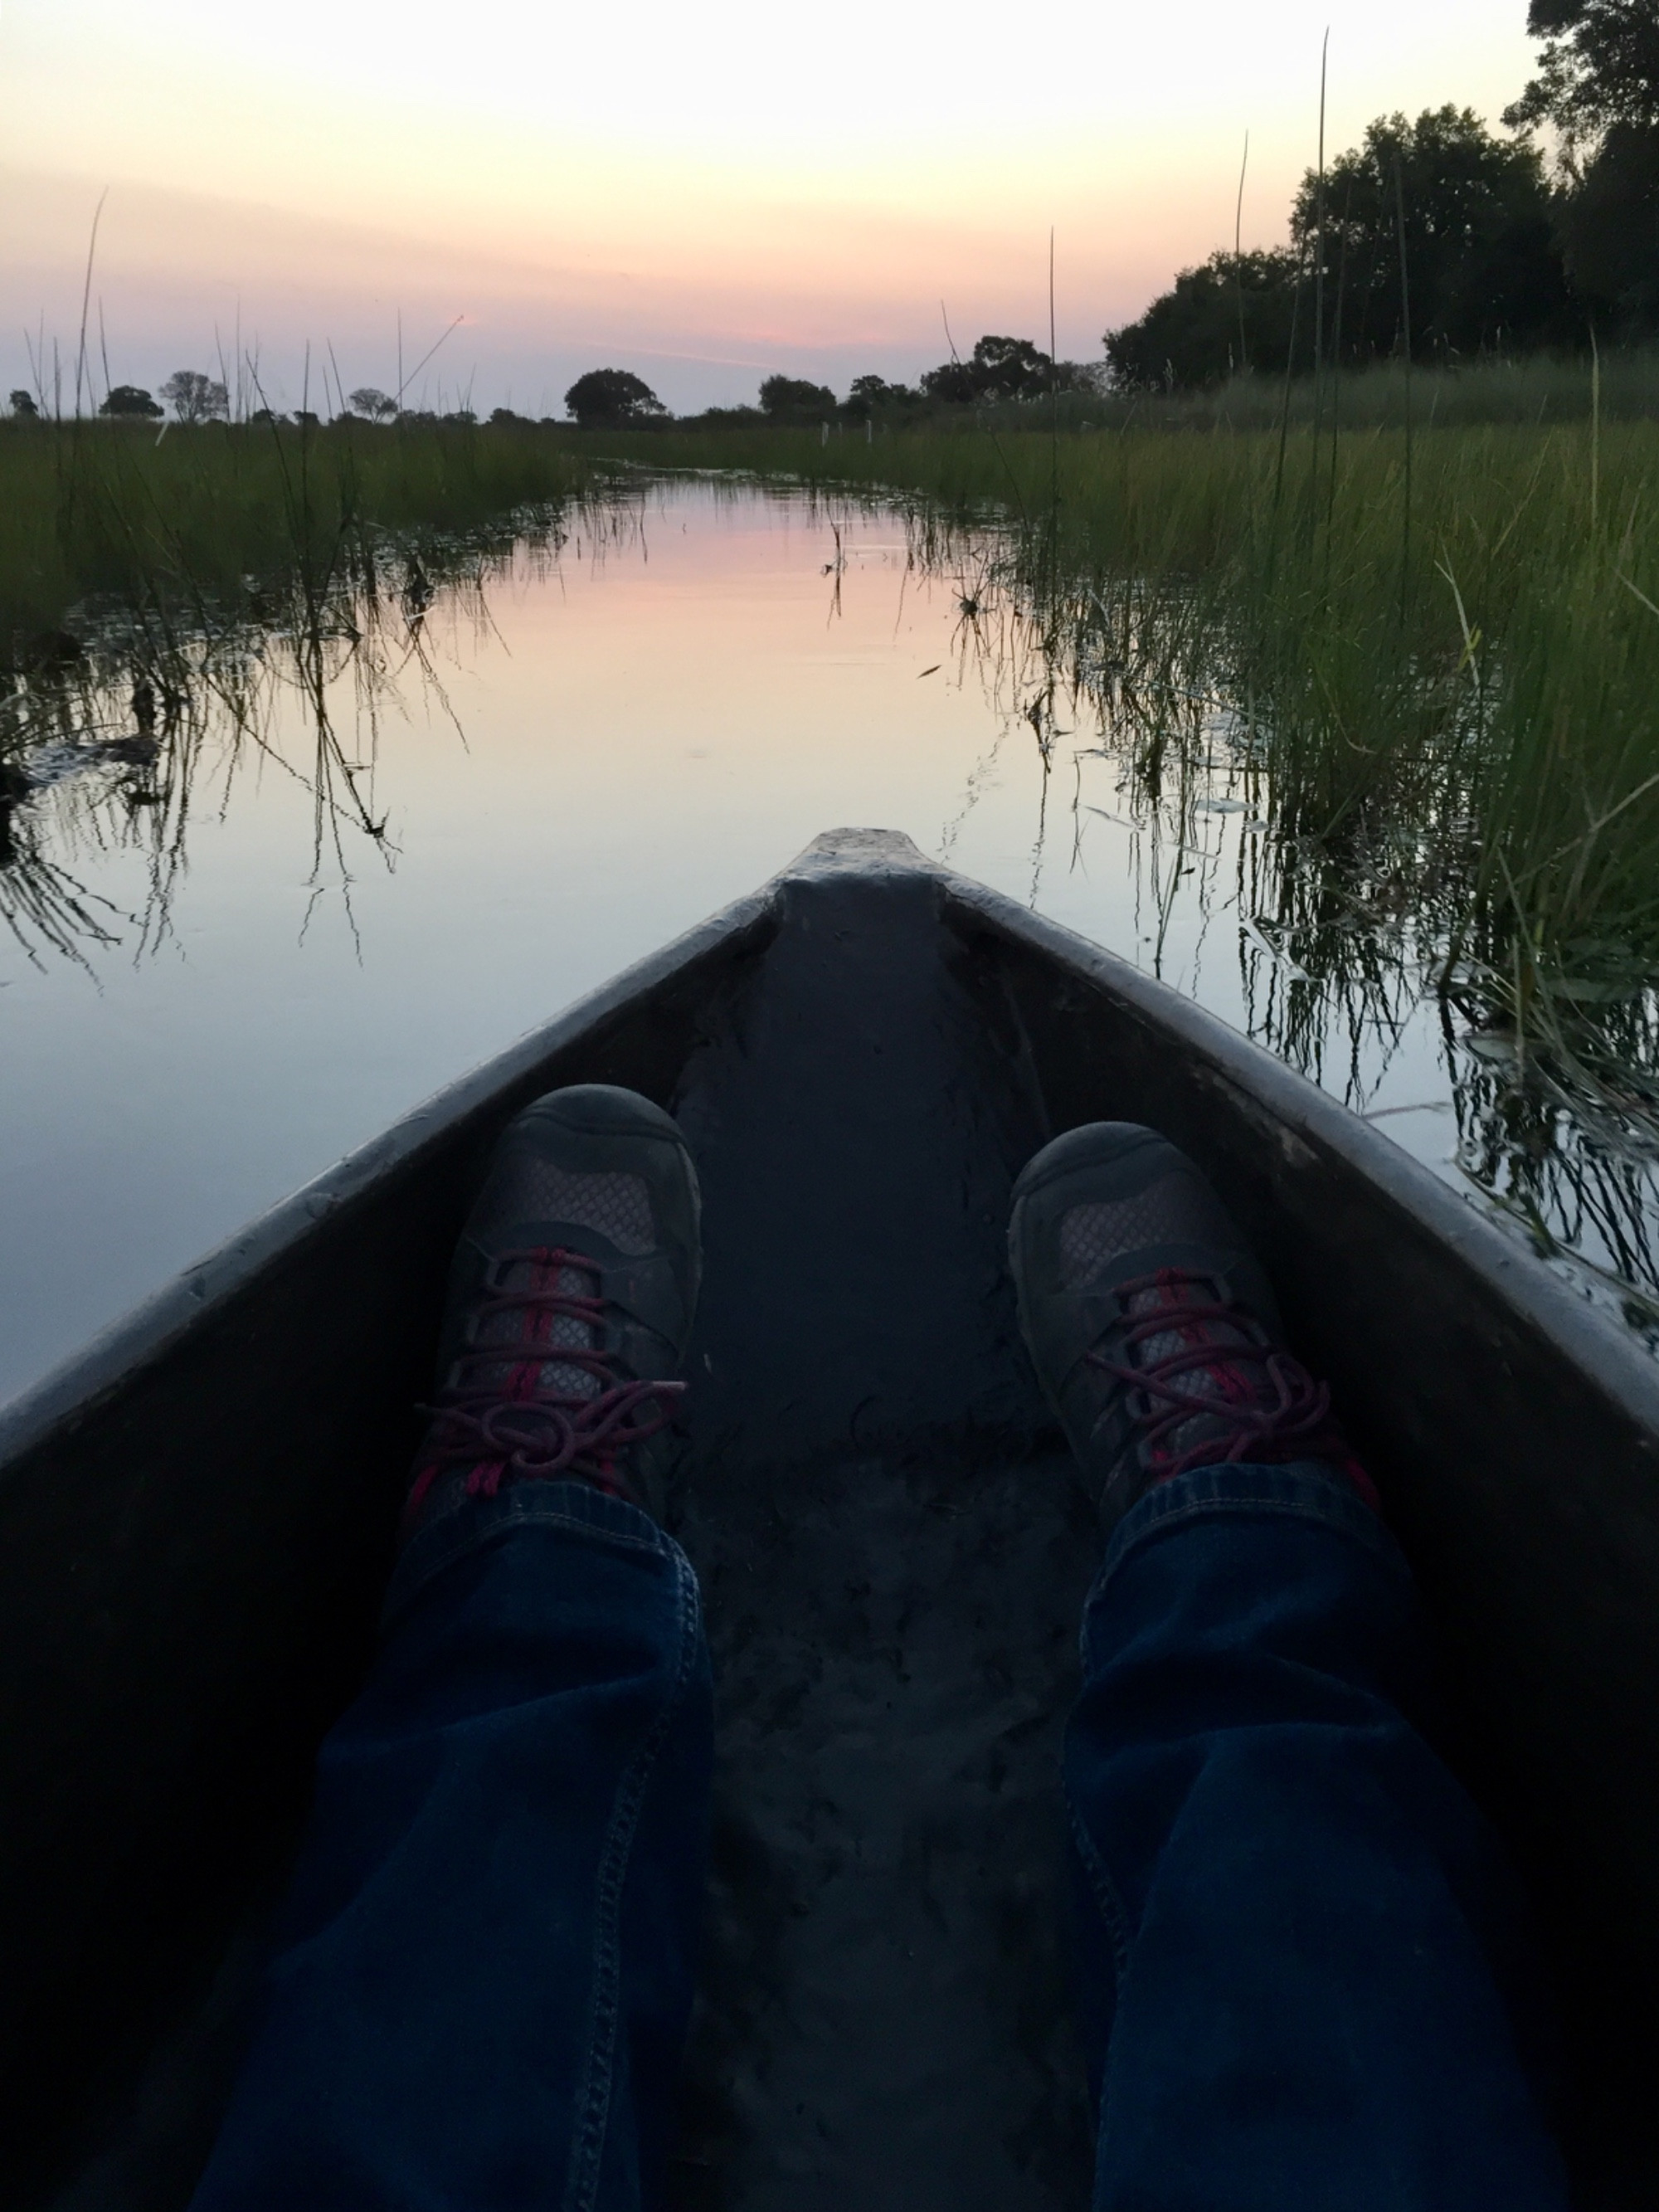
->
[188,1465,1567,2211]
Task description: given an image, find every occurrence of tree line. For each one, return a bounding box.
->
[8,0,1650,427]
[1107,0,1657,389]
[7,341,1098,434]
[559,341,1097,429]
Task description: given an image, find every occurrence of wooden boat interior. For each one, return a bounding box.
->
[4,828,1658,2209]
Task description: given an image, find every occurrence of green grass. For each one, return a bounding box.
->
[972,348,1659,431]
[623,396,1659,1288]
[0,415,595,654]
[608,411,1659,1009]
[0,415,602,967]
[7,387,1659,1097]
[6,386,1659,1301]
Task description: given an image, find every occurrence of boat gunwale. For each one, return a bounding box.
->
[937,865,1659,1445]
[5,823,1658,1484]
[0,884,780,1481]
[7,827,1659,2204]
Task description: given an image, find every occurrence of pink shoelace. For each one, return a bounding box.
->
[405,1245,684,1523]
[1088,1268,1377,1502]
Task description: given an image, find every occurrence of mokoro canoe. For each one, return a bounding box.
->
[5,827,1658,2211]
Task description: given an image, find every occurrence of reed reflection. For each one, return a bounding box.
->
[3,478,1657,1339]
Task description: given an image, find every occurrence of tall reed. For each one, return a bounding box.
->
[618,414,1659,1000]
[0,416,593,657]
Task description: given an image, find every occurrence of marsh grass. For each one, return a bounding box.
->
[7,427,1659,1321]
[615,408,1659,1313]
[873,486,1659,1325]
[620,411,1659,984]
[0,415,593,656]
[0,426,608,966]
[8,393,1659,1314]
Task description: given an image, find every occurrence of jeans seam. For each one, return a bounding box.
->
[561,1537,703,2212]
[1066,1791,1132,1985]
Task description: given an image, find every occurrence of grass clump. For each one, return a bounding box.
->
[612,408,1659,996]
[0,415,594,660]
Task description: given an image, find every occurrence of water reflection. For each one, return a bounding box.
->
[2,476,1657,1373]
[933,526,1659,1344]
[0,504,596,967]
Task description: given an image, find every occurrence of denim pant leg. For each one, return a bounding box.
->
[190,1481,713,2212]
[1065,1461,1568,2212]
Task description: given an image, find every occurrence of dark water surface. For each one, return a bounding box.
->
[1,477,1652,1406]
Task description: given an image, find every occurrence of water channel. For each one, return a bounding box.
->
[2,475,1654,1407]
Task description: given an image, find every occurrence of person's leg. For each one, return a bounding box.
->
[192,1488,712,2212]
[1008,1123,1569,2211]
[1065,1462,1564,2212]
[191,1085,711,2212]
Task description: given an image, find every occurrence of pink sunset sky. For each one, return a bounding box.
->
[2,0,1540,416]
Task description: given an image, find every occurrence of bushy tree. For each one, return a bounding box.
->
[564,368,666,427]
[1107,107,1573,389]
[1506,1,1659,338]
[1107,251,1306,388]
[920,334,1061,404]
[918,358,979,404]
[8,390,38,418]
[970,334,1051,399]
[348,387,398,422]
[99,384,163,419]
[1557,122,1659,329]
[1506,0,1659,145]
[758,374,838,417]
[840,373,923,418]
[1291,107,1572,358]
[159,370,229,424]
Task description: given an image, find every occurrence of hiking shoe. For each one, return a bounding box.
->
[405,1084,702,1531]
[1008,1121,1373,1533]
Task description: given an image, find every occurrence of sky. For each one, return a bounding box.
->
[2,0,1540,417]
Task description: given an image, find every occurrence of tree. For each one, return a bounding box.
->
[1505,0,1659,146]
[918,358,980,404]
[1108,107,1574,389]
[1557,122,1659,329]
[968,334,1052,399]
[563,368,667,427]
[840,373,924,418]
[1290,108,1572,359]
[159,370,229,424]
[1506,1,1659,339]
[1106,251,1306,389]
[758,374,838,417]
[919,334,1059,404]
[348,386,399,422]
[99,384,163,419]
[8,391,38,418]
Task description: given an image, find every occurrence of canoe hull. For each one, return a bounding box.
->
[6,830,1658,2206]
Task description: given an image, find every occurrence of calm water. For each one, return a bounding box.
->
[0,478,1648,1406]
